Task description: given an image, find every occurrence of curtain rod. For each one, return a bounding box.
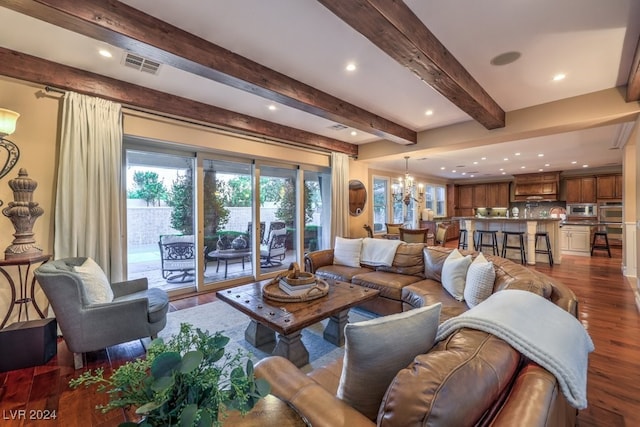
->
[44,85,66,95]
[42,85,343,158]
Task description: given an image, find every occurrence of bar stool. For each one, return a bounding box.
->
[475,230,499,255]
[501,231,527,265]
[458,229,468,250]
[534,232,554,266]
[591,229,611,258]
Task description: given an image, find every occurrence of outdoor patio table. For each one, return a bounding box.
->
[207,249,252,278]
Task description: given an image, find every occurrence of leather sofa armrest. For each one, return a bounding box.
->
[111,277,149,298]
[304,249,335,273]
[490,363,577,427]
[255,356,375,427]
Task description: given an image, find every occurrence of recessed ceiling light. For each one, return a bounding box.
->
[545,163,550,167]
[539,168,544,172]
[425,109,434,116]
[571,161,577,164]
[345,63,357,72]
[515,152,521,156]
[440,166,445,170]
[499,168,504,171]
[473,161,478,165]
[99,49,112,58]
[490,51,522,66]
[461,172,467,175]
[520,166,526,169]
[582,164,589,168]
[268,105,277,111]
[503,157,509,161]
[470,174,475,178]
[481,157,487,160]
[553,73,566,81]
[538,153,544,157]
[451,170,457,173]
[350,131,357,136]
[501,172,506,175]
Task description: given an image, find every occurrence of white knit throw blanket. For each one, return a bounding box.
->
[436,289,594,409]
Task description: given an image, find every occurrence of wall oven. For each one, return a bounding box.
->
[599,202,623,246]
[566,203,597,218]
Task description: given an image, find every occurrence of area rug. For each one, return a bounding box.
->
[158,301,374,373]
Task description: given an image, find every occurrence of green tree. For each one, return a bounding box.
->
[220,176,252,207]
[168,170,230,236]
[168,172,193,234]
[276,179,314,225]
[203,170,230,235]
[128,170,167,206]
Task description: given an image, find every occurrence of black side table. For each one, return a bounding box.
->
[0,254,51,329]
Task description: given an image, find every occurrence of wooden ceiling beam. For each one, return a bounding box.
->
[317,0,506,130]
[0,47,358,156]
[625,35,640,102]
[2,0,416,145]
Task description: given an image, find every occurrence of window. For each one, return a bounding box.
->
[426,184,447,217]
[372,177,388,233]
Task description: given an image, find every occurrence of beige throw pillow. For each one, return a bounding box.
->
[333,237,363,267]
[441,248,472,301]
[464,252,496,307]
[337,303,442,420]
[73,257,114,305]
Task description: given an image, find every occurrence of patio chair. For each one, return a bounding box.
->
[260,228,288,267]
[247,221,266,246]
[265,221,286,243]
[158,234,196,282]
[34,257,169,369]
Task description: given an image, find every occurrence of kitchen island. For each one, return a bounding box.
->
[454,217,563,265]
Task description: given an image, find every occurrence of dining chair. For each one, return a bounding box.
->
[399,227,430,243]
[434,223,451,246]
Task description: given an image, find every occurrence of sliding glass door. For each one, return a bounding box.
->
[124,139,332,292]
[201,157,254,288]
[257,164,298,275]
[125,149,196,295]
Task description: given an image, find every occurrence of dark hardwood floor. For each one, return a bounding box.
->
[0,245,638,426]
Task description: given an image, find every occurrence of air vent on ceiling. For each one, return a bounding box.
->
[328,124,348,131]
[123,52,162,75]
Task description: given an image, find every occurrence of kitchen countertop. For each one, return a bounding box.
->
[453,217,562,222]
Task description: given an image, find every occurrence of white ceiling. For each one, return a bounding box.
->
[0,0,638,179]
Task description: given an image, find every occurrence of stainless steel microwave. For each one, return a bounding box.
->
[566,203,597,217]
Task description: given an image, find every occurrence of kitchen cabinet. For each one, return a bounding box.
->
[456,182,509,210]
[486,182,510,208]
[565,177,596,203]
[457,185,473,209]
[596,174,623,199]
[560,225,593,256]
[513,172,559,201]
[473,184,487,207]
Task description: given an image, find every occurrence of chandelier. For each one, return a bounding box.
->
[392,156,424,206]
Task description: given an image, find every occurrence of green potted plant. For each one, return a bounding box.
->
[70,323,270,427]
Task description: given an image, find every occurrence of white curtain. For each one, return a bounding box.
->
[54,92,124,281]
[331,152,349,240]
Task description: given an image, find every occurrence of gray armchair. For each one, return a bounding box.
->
[34,257,169,369]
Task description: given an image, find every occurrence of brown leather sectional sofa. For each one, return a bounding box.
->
[255,244,580,427]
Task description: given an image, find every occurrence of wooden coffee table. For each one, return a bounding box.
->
[217,280,379,367]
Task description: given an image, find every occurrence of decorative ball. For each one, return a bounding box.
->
[231,235,247,250]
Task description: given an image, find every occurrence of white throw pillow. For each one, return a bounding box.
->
[441,249,472,301]
[333,237,363,268]
[337,303,442,420]
[464,252,496,307]
[73,257,114,305]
